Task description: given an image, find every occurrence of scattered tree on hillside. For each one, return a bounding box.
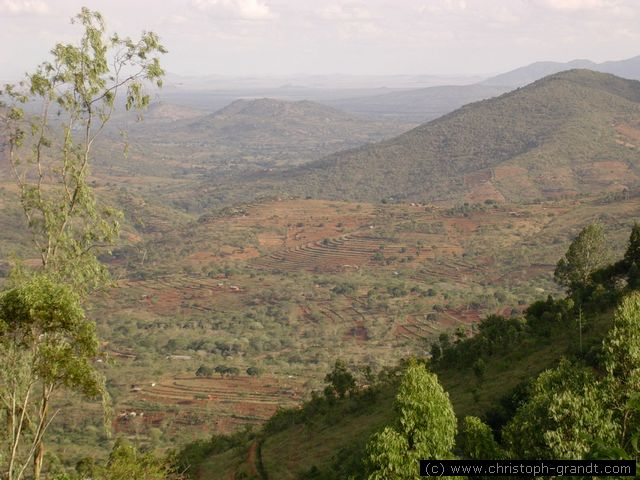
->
[366,362,456,479]
[624,223,640,289]
[324,360,356,399]
[195,365,214,378]
[554,222,608,296]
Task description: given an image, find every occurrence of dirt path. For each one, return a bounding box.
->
[246,440,260,478]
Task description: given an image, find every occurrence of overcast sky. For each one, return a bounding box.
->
[1,0,639,81]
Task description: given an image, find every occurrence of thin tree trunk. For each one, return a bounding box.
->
[32,389,49,480]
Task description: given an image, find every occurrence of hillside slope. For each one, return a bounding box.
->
[238,70,640,204]
[194,303,615,479]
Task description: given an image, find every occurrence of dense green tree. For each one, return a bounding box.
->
[503,359,618,460]
[195,365,214,378]
[459,416,503,460]
[324,360,356,399]
[69,438,176,480]
[554,222,609,295]
[624,223,640,288]
[603,292,640,455]
[0,276,105,480]
[366,362,456,479]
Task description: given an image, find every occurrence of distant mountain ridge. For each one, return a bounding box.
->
[327,55,640,122]
[236,70,640,204]
[482,55,640,87]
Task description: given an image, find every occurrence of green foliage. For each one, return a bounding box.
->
[0,275,107,480]
[0,8,165,479]
[71,438,177,480]
[366,362,456,479]
[459,416,503,460]
[554,222,608,296]
[195,365,213,377]
[603,293,640,454]
[324,360,356,399]
[173,429,255,478]
[0,8,166,294]
[0,275,102,395]
[431,314,526,369]
[503,359,618,459]
[214,365,240,378]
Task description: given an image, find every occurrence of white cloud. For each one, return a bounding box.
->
[0,0,49,15]
[191,0,274,20]
[532,0,608,12]
[419,0,468,14]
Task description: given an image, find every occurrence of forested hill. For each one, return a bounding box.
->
[236,70,640,204]
[187,98,413,158]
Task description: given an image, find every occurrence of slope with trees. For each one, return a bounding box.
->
[181,221,640,479]
[218,69,640,205]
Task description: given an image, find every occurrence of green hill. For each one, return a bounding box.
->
[187,98,413,163]
[229,70,640,204]
[108,98,413,179]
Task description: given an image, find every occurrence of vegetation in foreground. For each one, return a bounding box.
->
[176,221,640,479]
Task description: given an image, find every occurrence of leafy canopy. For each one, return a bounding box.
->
[366,362,456,480]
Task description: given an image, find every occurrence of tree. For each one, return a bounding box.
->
[324,360,356,399]
[75,438,177,480]
[623,223,640,289]
[503,359,618,460]
[459,416,503,460]
[195,365,214,378]
[366,362,456,479]
[554,222,608,295]
[0,276,105,480]
[246,366,261,377]
[0,9,165,479]
[603,292,640,455]
[0,8,166,294]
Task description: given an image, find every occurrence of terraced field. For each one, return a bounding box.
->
[78,195,640,454]
[250,234,414,272]
[115,375,304,436]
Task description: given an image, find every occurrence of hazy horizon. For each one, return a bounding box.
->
[1,0,640,84]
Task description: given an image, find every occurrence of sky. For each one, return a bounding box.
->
[1,0,639,81]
